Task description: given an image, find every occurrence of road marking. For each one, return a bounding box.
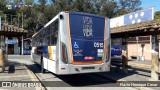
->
[24,64,45,90]
[0,75,29,78]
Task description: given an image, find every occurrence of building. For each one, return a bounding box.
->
[0,23,28,55]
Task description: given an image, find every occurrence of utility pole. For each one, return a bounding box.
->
[21,11,24,55]
[22,11,23,28]
[136,36,139,61]
[18,14,19,27]
[21,35,24,55]
[5,14,7,24]
[11,15,12,25]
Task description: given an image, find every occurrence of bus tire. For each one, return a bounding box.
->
[40,57,45,73]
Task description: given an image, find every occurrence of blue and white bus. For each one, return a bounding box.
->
[31,12,111,75]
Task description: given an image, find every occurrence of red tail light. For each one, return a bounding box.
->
[106,44,110,62]
[61,42,68,64]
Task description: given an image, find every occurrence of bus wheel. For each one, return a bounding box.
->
[40,58,45,73]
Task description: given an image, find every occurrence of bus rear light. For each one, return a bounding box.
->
[61,42,68,64]
[106,44,110,62]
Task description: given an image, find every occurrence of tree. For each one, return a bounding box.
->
[72,0,94,13]
[95,0,118,18]
[0,0,143,38]
[0,0,7,9]
[38,0,46,12]
[0,0,7,13]
[54,0,68,13]
[154,11,160,19]
[115,0,142,16]
[25,0,34,7]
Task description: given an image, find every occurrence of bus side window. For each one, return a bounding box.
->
[45,37,48,46]
[51,34,57,45]
[51,26,58,45]
[39,39,42,46]
[50,25,54,34]
[47,35,51,45]
[47,26,51,35]
[42,38,45,46]
[41,29,44,37]
[36,39,38,46]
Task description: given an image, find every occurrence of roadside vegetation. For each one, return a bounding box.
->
[0,0,159,37]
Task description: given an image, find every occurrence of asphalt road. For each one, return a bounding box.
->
[28,64,137,90]
[8,55,137,90]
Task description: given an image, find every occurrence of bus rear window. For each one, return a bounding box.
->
[69,13,105,38]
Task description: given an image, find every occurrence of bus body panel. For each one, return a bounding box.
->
[56,62,110,75]
[31,12,111,75]
[106,18,111,64]
[69,13,105,63]
[47,58,56,73]
[32,45,58,73]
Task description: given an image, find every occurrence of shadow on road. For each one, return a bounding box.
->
[27,63,117,87]
[26,60,157,87]
[53,73,117,87]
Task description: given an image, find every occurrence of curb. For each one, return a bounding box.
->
[24,64,46,90]
[128,62,151,68]
[128,62,160,74]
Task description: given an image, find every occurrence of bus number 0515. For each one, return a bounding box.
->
[94,42,103,48]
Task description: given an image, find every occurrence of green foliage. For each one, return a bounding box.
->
[0,0,7,14]
[118,0,142,12]
[154,11,160,19]
[0,0,7,9]
[97,0,118,18]
[0,0,142,37]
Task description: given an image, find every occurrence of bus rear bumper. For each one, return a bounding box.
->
[56,62,110,75]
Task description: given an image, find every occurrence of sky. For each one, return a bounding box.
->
[35,0,160,12]
[13,0,160,12]
[140,0,160,12]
